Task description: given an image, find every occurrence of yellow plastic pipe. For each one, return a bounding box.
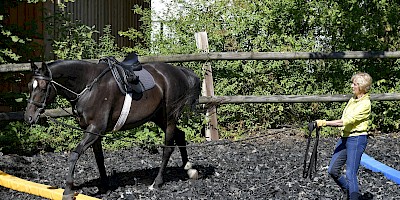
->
[0,170,99,200]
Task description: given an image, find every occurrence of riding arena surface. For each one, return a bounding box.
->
[0,129,399,199]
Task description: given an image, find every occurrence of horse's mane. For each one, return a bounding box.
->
[47,60,90,68]
[48,60,64,66]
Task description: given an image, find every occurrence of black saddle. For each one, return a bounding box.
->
[99,53,144,99]
[120,52,141,69]
[118,53,142,83]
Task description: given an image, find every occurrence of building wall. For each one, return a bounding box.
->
[4,2,45,60]
[64,0,149,48]
[4,0,149,60]
[0,0,149,112]
[2,2,42,112]
[0,72,31,112]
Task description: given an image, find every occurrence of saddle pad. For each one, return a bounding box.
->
[134,68,155,91]
[113,69,155,131]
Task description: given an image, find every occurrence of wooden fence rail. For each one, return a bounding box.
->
[200,93,400,104]
[0,108,72,122]
[2,51,400,73]
[2,93,400,122]
[2,51,400,122]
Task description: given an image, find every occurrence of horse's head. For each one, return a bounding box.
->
[24,62,57,124]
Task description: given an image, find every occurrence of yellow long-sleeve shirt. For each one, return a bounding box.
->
[340,93,371,137]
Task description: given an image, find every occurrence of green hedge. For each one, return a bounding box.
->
[2,0,400,154]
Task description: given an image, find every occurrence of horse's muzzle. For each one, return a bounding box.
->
[24,114,35,125]
[24,108,43,125]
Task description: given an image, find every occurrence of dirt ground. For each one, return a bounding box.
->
[0,128,399,199]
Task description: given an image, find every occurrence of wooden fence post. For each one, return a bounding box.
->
[195,32,219,141]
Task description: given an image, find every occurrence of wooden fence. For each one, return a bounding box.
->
[2,51,400,72]
[2,93,400,122]
[1,51,400,122]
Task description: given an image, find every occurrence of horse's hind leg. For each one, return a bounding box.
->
[175,128,189,168]
[149,123,176,190]
[63,125,103,200]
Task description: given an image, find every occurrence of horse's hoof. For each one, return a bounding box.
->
[148,182,161,190]
[187,168,199,179]
[184,162,193,170]
[148,183,155,190]
[98,186,108,194]
[62,193,75,200]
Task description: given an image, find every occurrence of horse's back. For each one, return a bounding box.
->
[143,62,199,92]
[142,62,200,119]
[144,62,193,79]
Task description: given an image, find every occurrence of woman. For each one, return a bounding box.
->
[314,72,372,200]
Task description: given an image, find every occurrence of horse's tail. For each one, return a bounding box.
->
[169,67,201,120]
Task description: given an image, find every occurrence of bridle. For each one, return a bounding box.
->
[27,71,55,118]
[27,66,112,117]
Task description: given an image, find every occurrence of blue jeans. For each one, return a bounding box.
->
[327,135,368,200]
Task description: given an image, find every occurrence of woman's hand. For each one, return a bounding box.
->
[315,120,327,127]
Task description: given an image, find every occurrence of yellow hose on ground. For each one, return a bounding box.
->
[0,170,99,200]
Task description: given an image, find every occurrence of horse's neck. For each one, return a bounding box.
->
[51,62,104,101]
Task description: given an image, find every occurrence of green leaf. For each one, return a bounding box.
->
[11,36,19,42]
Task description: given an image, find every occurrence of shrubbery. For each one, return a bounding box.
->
[1,0,400,154]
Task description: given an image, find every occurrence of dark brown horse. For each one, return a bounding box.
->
[24,57,201,199]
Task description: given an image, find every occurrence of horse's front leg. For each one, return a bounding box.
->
[92,139,108,189]
[63,125,102,200]
[149,124,176,190]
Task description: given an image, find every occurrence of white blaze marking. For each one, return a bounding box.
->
[33,80,38,89]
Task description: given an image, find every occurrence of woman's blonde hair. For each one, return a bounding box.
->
[351,72,372,93]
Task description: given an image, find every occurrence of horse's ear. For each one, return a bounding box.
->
[30,61,38,72]
[41,61,47,69]
[41,62,50,76]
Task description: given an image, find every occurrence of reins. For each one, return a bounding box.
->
[302,123,320,179]
[54,67,111,102]
[43,112,105,137]
[41,112,293,148]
